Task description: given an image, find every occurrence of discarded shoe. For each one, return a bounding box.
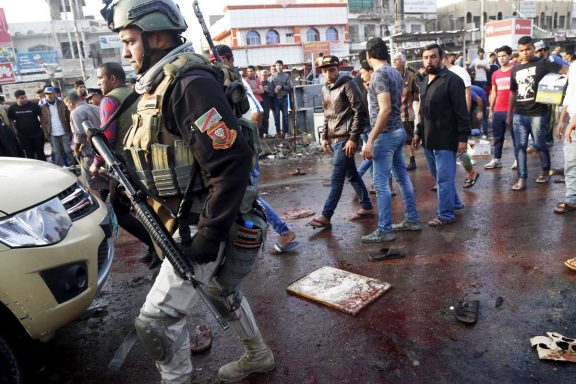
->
[368,248,405,261]
[455,300,479,324]
[191,324,212,354]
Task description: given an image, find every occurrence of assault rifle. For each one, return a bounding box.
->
[84,121,228,331]
[193,0,221,63]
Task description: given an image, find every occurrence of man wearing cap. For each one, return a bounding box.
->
[86,88,103,106]
[102,0,274,382]
[40,86,73,167]
[308,55,373,229]
[535,40,568,66]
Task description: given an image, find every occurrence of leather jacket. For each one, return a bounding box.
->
[321,73,367,143]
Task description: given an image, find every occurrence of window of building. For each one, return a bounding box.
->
[554,12,558,28]
[466,12,472,24]
[411,24,422,33]
[326,27,338,41]
[348,0,373,13]
[473,16,480,28]
[349,25,359,42]
[497,12,502,20]
[266,30,280,44]
[364,24,375,40]
[307,28,320,42]
[560,15,566,29]
[540,12,545,28]
[246,30,261,46]
[546,16,552,29]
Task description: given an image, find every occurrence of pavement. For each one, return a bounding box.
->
[31,140,576,384]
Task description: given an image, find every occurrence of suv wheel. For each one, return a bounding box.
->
[0,334,22,384]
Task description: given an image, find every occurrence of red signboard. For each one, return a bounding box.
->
[515,19,533,36]
[0,9,12,45]
[0,62,16,84]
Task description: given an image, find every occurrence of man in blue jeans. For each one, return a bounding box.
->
[361,37,420,242]
[507,36,567,191]
[308,55,373,229]
[413,43,469,226]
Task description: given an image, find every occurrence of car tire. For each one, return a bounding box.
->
[0,334,22,384]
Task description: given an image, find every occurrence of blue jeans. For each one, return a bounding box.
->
[424,149,461,221]
[512,113,550,179]
[564,132,576,204]
[273,96,289,134]
[372,129,419,233]
[251,161,289,236]
[358,132,373,179]
[492,111,512,159]
[322,139,372,219]
[258,197,289,236]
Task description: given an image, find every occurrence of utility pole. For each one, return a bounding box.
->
[68,0,86,80]
[60,0,75,59]
[480,0,485,49]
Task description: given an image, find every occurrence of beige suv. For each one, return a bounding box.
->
[0,157,114,383]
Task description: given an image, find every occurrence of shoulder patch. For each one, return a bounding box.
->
[207,121,237,150]
[195,107,223,133]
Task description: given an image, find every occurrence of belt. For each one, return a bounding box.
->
[333,136,350,142]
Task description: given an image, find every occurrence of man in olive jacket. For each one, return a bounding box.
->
[41,86,72,166]
[308,55,373,229]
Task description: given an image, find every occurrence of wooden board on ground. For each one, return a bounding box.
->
[286,266,391,316]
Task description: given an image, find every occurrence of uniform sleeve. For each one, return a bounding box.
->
[169,74,253,242]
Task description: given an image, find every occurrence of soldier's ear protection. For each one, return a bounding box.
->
[226,80,250,116]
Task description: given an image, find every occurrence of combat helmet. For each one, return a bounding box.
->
[101,0,187,33]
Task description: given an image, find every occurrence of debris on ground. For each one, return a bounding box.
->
[530,332,576,362]
[281,208,315,220]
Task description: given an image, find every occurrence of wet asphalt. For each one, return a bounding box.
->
[31,139,576,384]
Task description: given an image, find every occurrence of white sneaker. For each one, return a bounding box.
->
[484,158,502,169]
[511,160,517,170]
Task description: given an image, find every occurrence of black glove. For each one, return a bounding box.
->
[188,234,220,264]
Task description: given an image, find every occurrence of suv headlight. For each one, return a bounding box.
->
[0,197,72,247]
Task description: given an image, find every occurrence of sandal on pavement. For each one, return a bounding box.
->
[463,173,479,189]
[270,241,299,255]
[307,217,332,229]
[455,300,479,324]
[512,179,527,191]
[349,209,374,221]
[428,216,455,227]
[536,172,550,184]
[191,324,212,354]
[554,202,576,214]
[564,258,576,271]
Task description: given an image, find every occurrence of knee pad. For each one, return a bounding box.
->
[134,312,185,364]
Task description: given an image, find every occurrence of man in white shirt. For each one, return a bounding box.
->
[469,48,489,90]
[40,86,72,166]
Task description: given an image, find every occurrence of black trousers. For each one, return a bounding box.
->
[19,135,46,160]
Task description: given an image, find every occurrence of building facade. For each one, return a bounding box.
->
[210,1,350,67]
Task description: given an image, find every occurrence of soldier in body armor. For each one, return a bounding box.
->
[101,0,275,383]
